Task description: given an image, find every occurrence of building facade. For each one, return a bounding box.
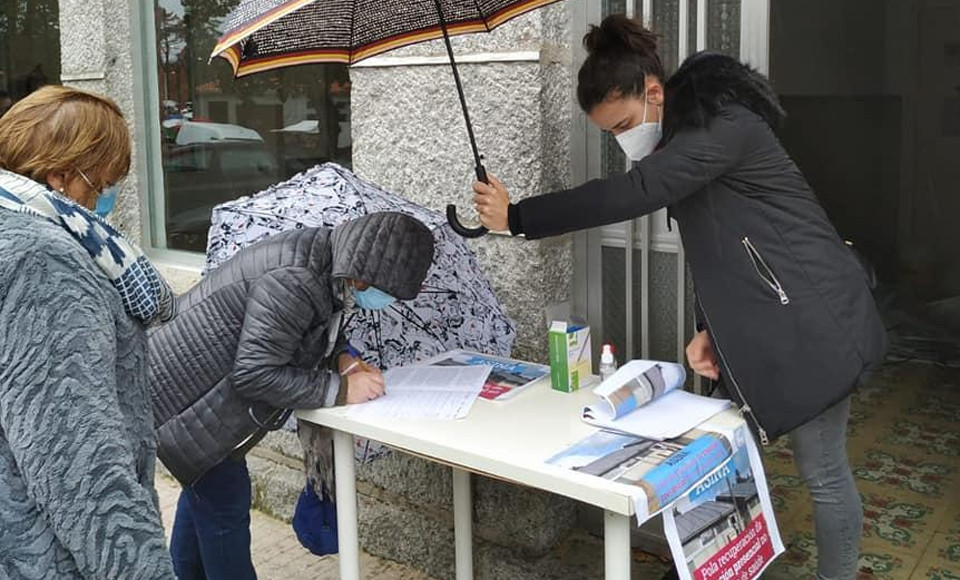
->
[4,0,955,576]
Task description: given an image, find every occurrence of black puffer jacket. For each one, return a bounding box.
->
[149,212,434,484]
[510,53,887,442]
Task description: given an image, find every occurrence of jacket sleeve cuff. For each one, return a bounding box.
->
[507,202,524,236]
[325,373,343,407]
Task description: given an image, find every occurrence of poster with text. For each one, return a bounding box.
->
[662,425,784,580]
[546,427,732,521]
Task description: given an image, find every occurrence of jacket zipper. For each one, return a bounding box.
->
[695,294,770,445]
[742,237,790,305]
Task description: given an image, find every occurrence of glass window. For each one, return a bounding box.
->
[0,0,61,116]
[700,528,716,546]
[153,0,351,253]
[707,0,740,58]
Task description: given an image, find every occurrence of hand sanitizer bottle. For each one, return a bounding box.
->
[599,344,618,382]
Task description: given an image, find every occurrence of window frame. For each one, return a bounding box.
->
[131,0,204,268]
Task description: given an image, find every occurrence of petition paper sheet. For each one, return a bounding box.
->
[346,365,491,420]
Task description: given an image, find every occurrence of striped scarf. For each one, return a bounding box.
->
[0,169,173,324]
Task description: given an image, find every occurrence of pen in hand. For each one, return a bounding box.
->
[342,358,385,395]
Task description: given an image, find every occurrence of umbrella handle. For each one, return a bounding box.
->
[446,163,489,238]
[447,205,488,238]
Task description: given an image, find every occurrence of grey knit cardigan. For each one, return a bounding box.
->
[0,210,175,579]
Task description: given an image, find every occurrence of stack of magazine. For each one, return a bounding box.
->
[582,360,729,440]
[547,360,785,580]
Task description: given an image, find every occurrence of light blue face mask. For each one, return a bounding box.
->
[94,184,119,218]
[351,285,396,310]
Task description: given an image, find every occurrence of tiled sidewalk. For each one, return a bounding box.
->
[156,475,433,580]
[763,362,960,579]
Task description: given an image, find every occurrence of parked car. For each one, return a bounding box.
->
[175,120,263,145]
[163,139,281,252]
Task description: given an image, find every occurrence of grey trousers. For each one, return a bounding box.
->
[790,396,862,580]
[711,385,862,579]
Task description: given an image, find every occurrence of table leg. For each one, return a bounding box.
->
[604,510,631,580]
[452,468,474,579]
[334,430,360,580]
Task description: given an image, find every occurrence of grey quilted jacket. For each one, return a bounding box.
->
[148,212,434,485]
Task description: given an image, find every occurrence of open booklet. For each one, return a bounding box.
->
[582,360,730,440]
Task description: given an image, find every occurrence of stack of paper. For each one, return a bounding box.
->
[346,365,492,420]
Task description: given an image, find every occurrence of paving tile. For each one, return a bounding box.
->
[940,500,960,537]
[156,473,436,579]
[859,491,940,553]
[857,548,918,580]
[910,567,960,580]
[765,531,918,580]
[910,532,960,580]
[766,471,810,529]
[853,449,958,503]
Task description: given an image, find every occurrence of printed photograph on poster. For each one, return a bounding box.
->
[546,427,732,520]
[662,427,784,580]
[425,349,550,400]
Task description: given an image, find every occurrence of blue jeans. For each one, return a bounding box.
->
[791,396,862,580]
[170,458,257,580]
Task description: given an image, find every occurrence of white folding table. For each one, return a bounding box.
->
[296,379,743,580]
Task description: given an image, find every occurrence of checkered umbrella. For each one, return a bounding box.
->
[211,0,562,238]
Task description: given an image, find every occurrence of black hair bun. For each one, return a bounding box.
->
[583,14,658,57]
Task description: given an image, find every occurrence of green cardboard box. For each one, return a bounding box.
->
[548,321,592,393]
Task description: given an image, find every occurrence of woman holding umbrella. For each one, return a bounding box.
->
[473,15,885,580]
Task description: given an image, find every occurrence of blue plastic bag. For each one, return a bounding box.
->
[292,483,338,556]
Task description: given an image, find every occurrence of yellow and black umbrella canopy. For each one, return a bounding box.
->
[212,0,557,74]
[211,0,562,238]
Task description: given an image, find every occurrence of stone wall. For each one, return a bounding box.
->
[351,4,574,363]
[343,5,592,576]
[59,0,144,241]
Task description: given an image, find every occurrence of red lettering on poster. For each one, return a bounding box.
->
[694,514,775,580]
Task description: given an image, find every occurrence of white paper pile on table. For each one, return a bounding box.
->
[346,365,492,420]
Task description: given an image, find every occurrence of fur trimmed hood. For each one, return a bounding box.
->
[663,52,785,140]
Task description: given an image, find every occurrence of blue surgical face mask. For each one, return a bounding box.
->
[351,285,396,310]
[95,184,119,218]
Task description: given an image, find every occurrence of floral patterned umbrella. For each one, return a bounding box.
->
[207,162,516,366]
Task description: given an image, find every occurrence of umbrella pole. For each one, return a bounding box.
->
[433,0,489,238]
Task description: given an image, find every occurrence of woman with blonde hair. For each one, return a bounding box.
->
[0,86,176,578]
